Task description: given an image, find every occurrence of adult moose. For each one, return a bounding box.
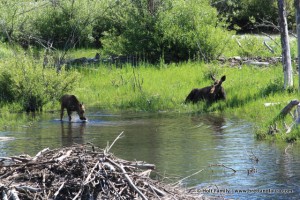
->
[185,75,226,104]
[60,94,86,121]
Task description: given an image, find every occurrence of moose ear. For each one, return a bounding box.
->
[220,75,226,82]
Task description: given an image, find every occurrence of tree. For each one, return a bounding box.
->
[295,0,300,90]
[278,0,293,89]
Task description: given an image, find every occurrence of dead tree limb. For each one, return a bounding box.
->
[107,158,148,200]
[264,41,275,53]
[279,100,300,118]
[105,131,124,154]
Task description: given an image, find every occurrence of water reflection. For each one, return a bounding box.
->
[189,113,226,137]
[60,121,86,146]
[0,111,300,199]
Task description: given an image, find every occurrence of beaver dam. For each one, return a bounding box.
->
[0,140,208,199]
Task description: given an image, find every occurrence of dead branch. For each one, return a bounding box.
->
[263,41,275,53]
[174,164,236,187]
[0,143,203,199]
[105,131,124,154]
[209,164,237,173]
[261,32,280,46]
[53,182,65,199]
[173,168,206,186]
[279,100,300,118]
[107,157,148,200]
[32,147,50,161]
[54,149,72,162]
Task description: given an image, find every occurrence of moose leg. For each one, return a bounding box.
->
[67,109,72,121]
[60,107,64,121]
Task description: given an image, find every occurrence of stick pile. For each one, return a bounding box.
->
[0,143,205,200]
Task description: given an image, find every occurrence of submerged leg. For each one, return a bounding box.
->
[67,110,72,121]
[60,107,64,121]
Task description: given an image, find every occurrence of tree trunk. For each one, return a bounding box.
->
[278,0,293,89]
[295,0,300,90]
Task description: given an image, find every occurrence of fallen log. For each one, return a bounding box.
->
[269,100,300,134]
[243,60,269,66]
[279,100,300,118]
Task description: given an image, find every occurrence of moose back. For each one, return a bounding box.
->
[185,75,226,103]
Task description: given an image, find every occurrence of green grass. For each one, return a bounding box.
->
[68,61,300,141]
[1,36,300,141]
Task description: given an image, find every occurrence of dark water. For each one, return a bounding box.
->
[0,110,300,199]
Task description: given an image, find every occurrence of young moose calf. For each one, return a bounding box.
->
[185,75,226,104]
[60,94,86,121]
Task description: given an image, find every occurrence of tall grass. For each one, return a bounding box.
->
[72,61,300,141]
[1,36,300,141]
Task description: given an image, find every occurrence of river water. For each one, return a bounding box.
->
[0,110,299,199]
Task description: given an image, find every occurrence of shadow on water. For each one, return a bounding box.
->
[1,110,300,199]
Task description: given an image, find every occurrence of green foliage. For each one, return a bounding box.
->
[31,1,97,48]
[157,0,233,62]
[101,0,233,63]
[0,71,15,102]
[0,0,111,48]
[0,0,235,63]
[0,48,80,111]
[211,0,295,32]
[100,0,163,61]
[72,61,300,141]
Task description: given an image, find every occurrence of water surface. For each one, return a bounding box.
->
[0,110,299,199]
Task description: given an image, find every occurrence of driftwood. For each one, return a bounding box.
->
[0,143,205,200]
[279,100,300,118]
[269,100,300,134]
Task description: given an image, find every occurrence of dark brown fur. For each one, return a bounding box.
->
[60,94,86,121]
[185,75,226,104]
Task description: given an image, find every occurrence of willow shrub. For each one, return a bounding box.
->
[101,0,234,63]
[0,49,80,112]
[157,0,233,62]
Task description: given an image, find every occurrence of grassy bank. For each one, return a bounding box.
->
[70,62,299,141]
[1,39,300,141]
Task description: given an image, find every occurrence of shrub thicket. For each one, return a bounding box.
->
[211,0,295,32]
[0,48,80,112]
[0,0,234,63]
[0,0,292,62]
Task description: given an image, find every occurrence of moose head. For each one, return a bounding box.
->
[77,103,86,121]
[185,75,226,104]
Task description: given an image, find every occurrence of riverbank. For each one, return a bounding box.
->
[69,62,299,141]
[0,42,299,141]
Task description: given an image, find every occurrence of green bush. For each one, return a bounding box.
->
[0,49,80,112]
[0,71,15,103]
[31,1,95,49]
[101,0,233,63]
[157,0,233,62]
[0,0,235,63]
[211,0,295,32]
